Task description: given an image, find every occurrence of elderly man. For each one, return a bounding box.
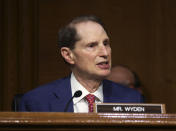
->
[19,15,144,112]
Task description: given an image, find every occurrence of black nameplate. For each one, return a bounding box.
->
[94,103,166,113]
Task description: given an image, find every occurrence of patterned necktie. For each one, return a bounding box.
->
[86,94,95,112]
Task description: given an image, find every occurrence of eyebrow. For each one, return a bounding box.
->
[104,38,110,42]
[85,37,110,45]
[87,41,98,46]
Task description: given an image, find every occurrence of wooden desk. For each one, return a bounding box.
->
[0,112,176,130]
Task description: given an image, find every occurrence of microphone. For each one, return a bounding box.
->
[64,90,82,112]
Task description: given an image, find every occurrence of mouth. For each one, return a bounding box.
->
[96,61,110,69]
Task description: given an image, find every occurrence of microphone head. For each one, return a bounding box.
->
[74,90,82,98]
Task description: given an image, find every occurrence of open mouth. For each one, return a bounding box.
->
[97,61,110,69]
[97,61,108,65]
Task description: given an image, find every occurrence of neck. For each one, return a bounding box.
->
[73,72,102,93]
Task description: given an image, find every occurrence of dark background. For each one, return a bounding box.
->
[1,0,176,113]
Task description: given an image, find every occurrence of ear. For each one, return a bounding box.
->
[60,47,75,64]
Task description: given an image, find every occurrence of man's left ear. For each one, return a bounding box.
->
[60,47,75,64]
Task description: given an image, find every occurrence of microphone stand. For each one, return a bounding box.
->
[64,90,82,112]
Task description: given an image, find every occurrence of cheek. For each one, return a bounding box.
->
[108,48,112,55]
[73,49,97,65]
[74,54,90,65]
[79,52,95,60]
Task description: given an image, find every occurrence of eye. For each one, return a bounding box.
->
[88,42,97,48]
[103,39,110,46]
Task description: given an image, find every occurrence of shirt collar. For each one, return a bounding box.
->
[71,73,103,104]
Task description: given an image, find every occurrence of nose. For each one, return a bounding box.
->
[99,44,110,58]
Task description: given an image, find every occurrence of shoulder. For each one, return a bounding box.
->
[21,77,70,102]
[103,79,132,91]
[103,79,144,103]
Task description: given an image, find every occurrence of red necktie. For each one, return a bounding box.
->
[86,94,95,112]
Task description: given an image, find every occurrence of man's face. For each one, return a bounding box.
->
[71,21,111,79]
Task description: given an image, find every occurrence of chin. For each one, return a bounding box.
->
[98,71,111,78]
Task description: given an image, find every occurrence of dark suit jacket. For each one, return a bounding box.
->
[19,76,144,112]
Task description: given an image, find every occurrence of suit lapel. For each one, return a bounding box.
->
[50,76,74,112]
[103,80,120,103]
[103,80,113,103]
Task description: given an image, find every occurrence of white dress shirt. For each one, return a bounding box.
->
[71,73,103,113]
